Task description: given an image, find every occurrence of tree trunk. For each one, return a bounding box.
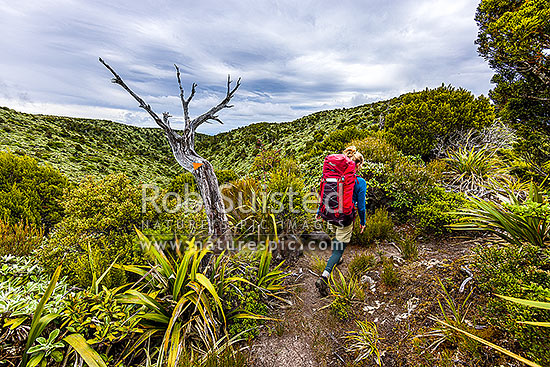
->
[100,58,239,246]
[192,160,230,244]
[163,125,232,245]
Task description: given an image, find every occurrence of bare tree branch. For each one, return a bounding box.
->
[211,116,223,124]
[226,74,231,95]
[525,95,550,101]
[99,58,163,127]
[163,112,172,127]
[518,60,550,85]
[190,74,241,130]
[174,64,196,129]
[99,58,182,141]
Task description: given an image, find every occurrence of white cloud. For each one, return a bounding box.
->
[0,0,494,134]
[0,97,150,125]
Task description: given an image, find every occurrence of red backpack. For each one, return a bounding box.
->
[318,154,357,226]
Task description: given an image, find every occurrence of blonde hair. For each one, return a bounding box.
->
[343,145,364,171]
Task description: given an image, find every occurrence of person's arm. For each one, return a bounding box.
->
[355,178,367,226]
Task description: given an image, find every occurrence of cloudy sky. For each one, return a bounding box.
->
[0,0,493,135]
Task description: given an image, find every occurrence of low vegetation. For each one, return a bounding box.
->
[0,150,67,230]
[2,10,550,361]
[385,84,495,158]
[344,319,382,366]
[328,270,362,321]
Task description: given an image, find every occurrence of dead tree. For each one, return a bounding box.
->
[100,58,239,245]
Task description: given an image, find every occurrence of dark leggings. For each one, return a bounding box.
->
[324,240,347,275]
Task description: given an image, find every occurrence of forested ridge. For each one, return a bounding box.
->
[0,97,396,183]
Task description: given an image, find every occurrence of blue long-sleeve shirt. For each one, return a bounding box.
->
[353,177,367,226]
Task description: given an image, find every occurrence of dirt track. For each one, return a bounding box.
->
[249,232,489,366]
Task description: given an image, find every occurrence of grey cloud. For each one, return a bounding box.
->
[0,0,493,133]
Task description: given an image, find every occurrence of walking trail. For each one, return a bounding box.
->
[249,234,483,367]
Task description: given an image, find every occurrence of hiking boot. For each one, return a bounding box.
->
[315,276,329,297]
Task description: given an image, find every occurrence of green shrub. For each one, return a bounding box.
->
[39,173,151,287]
[452,182,550,247]
[350,133,402,166]
[223,248,273,342]
[329,270,361,321]
[351,134,436,220]
[350,136,466,225]
[309,255,327,275]
[317,126,369,154]
[0,219,44,256]
[348,251,376,278]
[385,85,495,157]
[302,126,369,161]
[353,139,437,220]
[250,148,283,176]
[381,258,400,287]
[223,281,267,340]
[426,159,447,182]
[399,232,419,261]
[352,208,394,246]
[384,159,435,217]
[412,187,466,235]
[474,243,550,364]
[0,151,67,229]
[501,148,550,186]
[513,127,550,182]
[444,145,509,193]
[216,169,239,185]
[223,152,313,238]
[61,288,142,349]
[344,319,382,366]
[168,171,197,193]
[331,297,352,321]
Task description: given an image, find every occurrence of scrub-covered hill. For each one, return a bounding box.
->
[196,99,397,174]
[0,107,178,185]
[0,98,397,184]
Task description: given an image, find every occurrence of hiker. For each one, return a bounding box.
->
[315,146,366,297]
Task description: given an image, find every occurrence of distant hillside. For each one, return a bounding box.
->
[196,99,398,175]
[0,107,180,185]
[0,98,398,185]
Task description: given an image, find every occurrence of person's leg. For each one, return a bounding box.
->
[323,239,346,276]
[316,222,353,296]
